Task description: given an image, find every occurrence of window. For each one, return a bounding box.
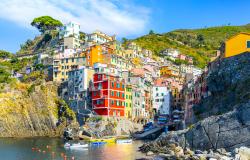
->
[98,75,101,80]
[72,58,74,62]
[117,92,120,97]
[116,101,119,106]
[156,87,158,91]
[116,83,120,88]
[247,41,250,48]
[126,95,128,99]
[156,93,159,97]
[122,84,125,89]
[111,82,114,88]
[111,91,114,96]
[161,93,164,96]
[66,59,68,63]
[122,93,124,98]
[111,100,114,105]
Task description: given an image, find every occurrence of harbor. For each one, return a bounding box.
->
[0,138,146,160]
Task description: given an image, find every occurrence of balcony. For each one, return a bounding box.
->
[90,86,103,91]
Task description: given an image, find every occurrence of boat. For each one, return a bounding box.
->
[89,137,116,144]
[64,143,88,149]
[116,139,132,144]
[91,142,107,145]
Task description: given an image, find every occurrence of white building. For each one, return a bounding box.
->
[192,67,203,79]
[152,86,171,115]
[85,30,115,45]
[59,22,80,39]
[161,48,180,60]
[68,66,94,112]
[161,92,171,115]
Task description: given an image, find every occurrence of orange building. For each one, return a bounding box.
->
[85,44,114,67]
[85,45,103,66]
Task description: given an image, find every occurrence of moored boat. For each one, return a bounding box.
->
[89,137,116,143]
[116,139,132,144]
[64,143,88,149]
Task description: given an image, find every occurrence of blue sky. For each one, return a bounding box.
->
[0,0,250,53]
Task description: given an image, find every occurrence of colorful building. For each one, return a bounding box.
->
[68,66,94,113]
[152,85,170,115]
[59,21,80,39]
[125,85,132,118]
[91,64,125,117]
[221,32,250,58]
[85,45,103,67]
[53,54,86,82]
[85,30,115,45]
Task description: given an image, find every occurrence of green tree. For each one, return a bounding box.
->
[197,34,204,45]
[149,30,155,35]
[31,16,63,33]
[0,50,12,59]
[122,37,128,44]
[80,31,86,41]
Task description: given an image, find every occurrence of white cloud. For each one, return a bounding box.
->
[0,0,150,37]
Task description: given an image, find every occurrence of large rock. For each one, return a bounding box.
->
[140,101,250,152]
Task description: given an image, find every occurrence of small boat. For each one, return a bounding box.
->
[91,142,107,145]
[89,137,116,144]
[116,139,132,144]
[64,143,88,149]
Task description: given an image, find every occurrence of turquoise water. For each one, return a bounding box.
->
[0,138,145,160]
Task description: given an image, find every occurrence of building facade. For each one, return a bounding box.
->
[91,64,125,117]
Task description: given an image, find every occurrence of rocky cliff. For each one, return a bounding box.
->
[194,52,250,119]
[0,81,76,137]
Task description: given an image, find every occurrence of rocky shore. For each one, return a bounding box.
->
[138,101,250,160]
[140,141,250,160]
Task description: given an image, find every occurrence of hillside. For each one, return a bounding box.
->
[131,24,250,68]
[17,30,60,55]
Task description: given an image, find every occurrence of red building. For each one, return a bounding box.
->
[91,73,125,117]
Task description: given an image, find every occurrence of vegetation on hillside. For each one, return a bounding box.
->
[131,24,250,68]
[0,50,36,84]
[17,16,62,55]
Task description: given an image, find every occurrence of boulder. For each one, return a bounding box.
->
[235,147,250,160]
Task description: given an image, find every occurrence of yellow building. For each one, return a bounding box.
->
[125,85,132,119]
[160,65,180,77]
[222,32,250,58]
[160,65,172,77]
[53,56,86,82]
[86,45,103,66]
